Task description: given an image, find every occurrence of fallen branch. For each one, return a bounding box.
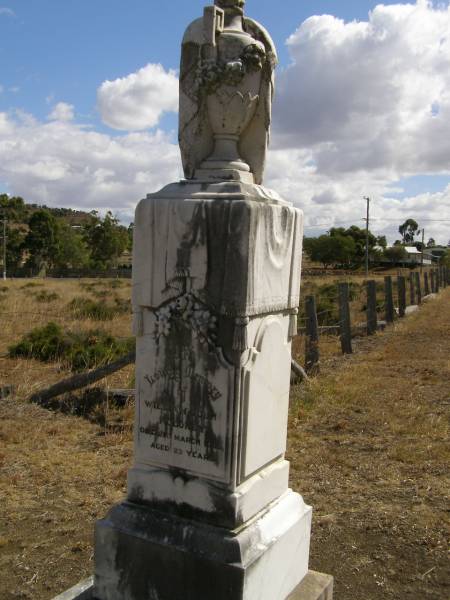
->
[29,351,307,407]
[29,351,135,406]
[291,359,309,382]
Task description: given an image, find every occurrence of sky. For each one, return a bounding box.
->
[1,0,450,244]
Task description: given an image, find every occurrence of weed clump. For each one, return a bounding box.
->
[68,296,129,320]
[21,282,43,289]
[9,322,134,371]
[34,290,60,303]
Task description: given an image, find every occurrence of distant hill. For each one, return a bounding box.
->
[0,194,91,229]
[0,194,93,228]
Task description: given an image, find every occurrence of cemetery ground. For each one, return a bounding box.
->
[0,277,449,599]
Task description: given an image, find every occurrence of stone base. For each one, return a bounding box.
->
[288,571,333,600]
[94,491,311,600]
[53,576,93,600]
[53,571,332,600]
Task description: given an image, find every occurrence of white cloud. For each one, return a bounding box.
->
[97,63,178,130]
[48,102,75,122]
[265,0,450,243]
[0,110,180,219]
[0,7,15,17]
[274,0,450,179]
[0,1,449,244]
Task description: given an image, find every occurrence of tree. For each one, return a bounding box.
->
[0,194,27,221]
[304,234,356,268]
[23,210,60,271]
[5,225,26,270]
[54,222,90,270]
[399,219,419,244]
[329,225,377,263]
[427,238,436,248]
[83,211,129,269]
[383,245,408,264]
[376,235,387,249]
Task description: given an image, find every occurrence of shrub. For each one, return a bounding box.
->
[34,290,60,303]
[68,296,121,320]
[9,322,134,371]
[9,322,66,363]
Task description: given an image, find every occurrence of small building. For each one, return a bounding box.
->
[423,246,447,263]
[380,245,433,267]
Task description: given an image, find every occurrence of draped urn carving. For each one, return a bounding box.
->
[179,0,278,185]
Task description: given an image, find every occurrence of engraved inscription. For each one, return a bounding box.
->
[135,306,233,482]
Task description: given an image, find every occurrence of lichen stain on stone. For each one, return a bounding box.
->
[145,299,224,467]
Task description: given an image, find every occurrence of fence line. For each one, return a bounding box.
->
[295,266,449,374]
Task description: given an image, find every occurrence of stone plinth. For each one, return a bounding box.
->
[93,180,311,600]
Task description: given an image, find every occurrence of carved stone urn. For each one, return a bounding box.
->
[195,6,267,180]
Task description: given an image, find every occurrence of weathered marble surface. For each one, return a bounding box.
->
[179,0,277,184]
[127,181,303,528]
[91,3,320,599]
[95,491,311,600]
[132,183,302,318]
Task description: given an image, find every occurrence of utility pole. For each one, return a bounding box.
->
[1,217,6,281]
[363,196,370,278]
[421,228,425,272]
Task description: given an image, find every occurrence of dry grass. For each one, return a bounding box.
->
[0,278,134,398]
[288,288,450,599]
[0,276,448,599]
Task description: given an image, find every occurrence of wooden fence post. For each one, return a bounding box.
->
[338,282,352,354]
[366,280,378,335]
[424,272,430,296]
[384,276,394,323]
[305,295,320,374]
[409,272,416,305]
[430,270,435,293]
[435,268,440,293]
[397,275,406,317]
[415,272,422,305]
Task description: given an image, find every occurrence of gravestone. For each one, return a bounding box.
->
[91,2,333,599]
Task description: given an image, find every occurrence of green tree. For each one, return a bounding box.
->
[383,245,408,264]
[83,211,129,269]
[329,225,377,263]
[5,225,26,270]
[399,219,419,244]
[426,238,436,248]
[376,235,387,249]
[23,210,60,271]
[54,222,90,270]
[304,234,356,268]
[0,194,27,221]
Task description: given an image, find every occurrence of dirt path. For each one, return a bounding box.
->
[0,290,449,599]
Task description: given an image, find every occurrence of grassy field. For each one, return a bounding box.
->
[0,274,448,599]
